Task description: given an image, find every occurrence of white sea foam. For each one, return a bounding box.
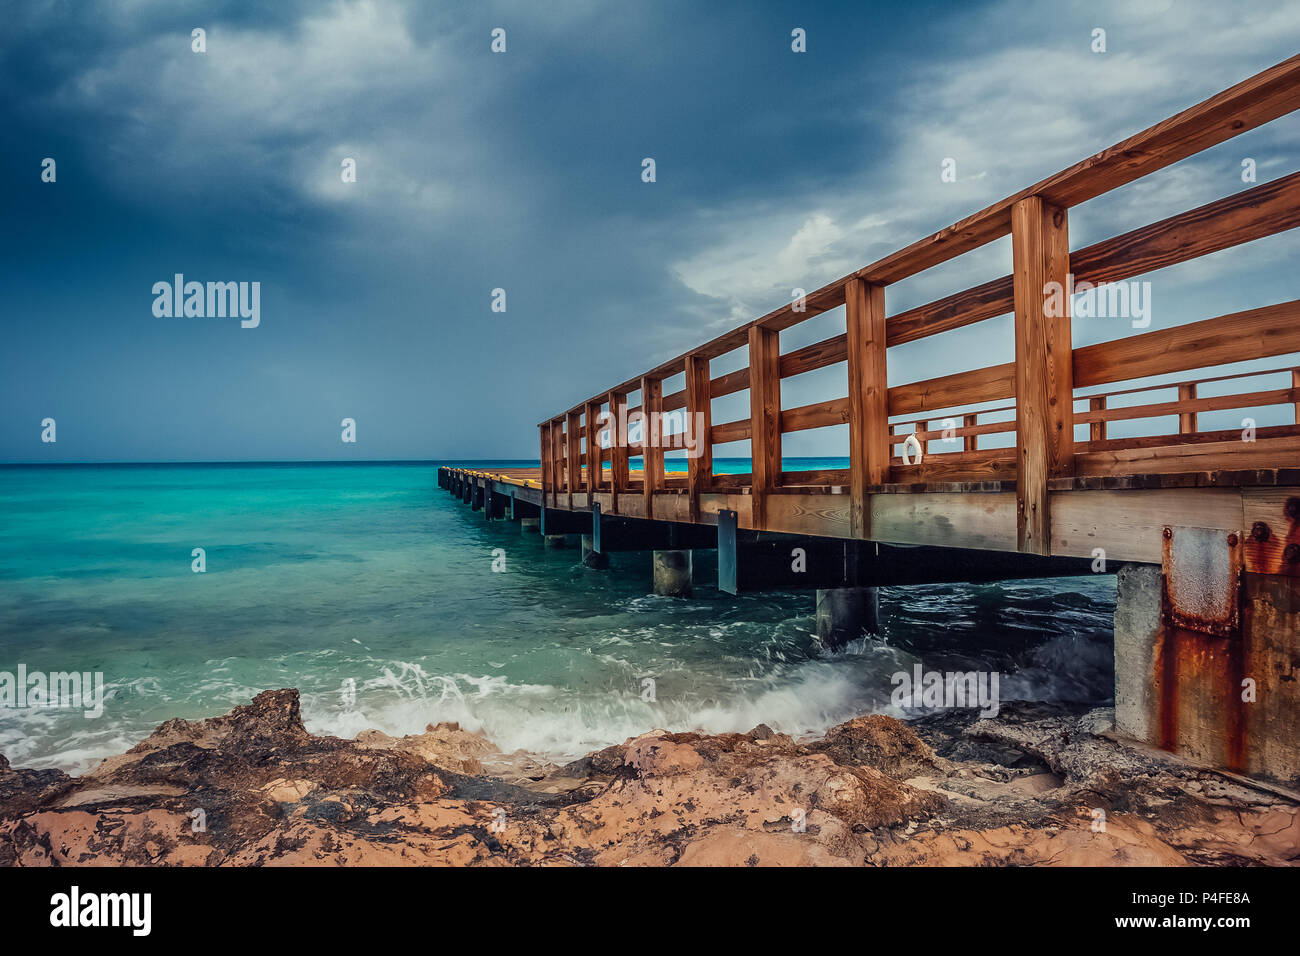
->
[296,642,918,759]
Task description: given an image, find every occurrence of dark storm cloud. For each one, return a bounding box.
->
[2,0,1298,461]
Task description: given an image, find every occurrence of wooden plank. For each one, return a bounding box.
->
[846,277,889,538]
[1051,488,1244,563]
[1093,362,1300,399]
[764,493,852,540]
[1073,300,1300,387]
[1294,370,1300,425]
[709,473,753,490]
[1011,195,1072,554]
[748,325,782,529]
[607,390,627,514]
[710,418,751,445]
[755,284,849,334]
[889,450,1018,484]
[889,363,1016,417]
[649,491,690,524]
[963,413,978,452]
[700,492,754,529]
[1080,421,1300,454]
[585,401,601,493]
[884,171,1300,347]
[1076,386,1295,425]
[781,333,847,379]
[604,357,687,404]
[781,397,850,433]
[1070,169,1300,285]
[888,276,1015,348]
[869,491,1019,552]
[1242,488,1300,574]
[551,418,564,509]
[538,423,550,507]
[710,366,750,399]
[781,468,851,486]
[1076,434,1300,476]
[1089,396,1106,443]
[580,484,1255,564]
[641,376,663,519]
[685,353,712,523]
[566,410,581,511]
[908,417,1015,444]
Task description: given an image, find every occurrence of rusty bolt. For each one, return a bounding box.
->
[1162,526,1173,540]
[1227,532,1239,547]
[1286,544,1300,565]
[1286,497,1300,521]
[1251,521,1271,542]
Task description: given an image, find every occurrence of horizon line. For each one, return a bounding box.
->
[0,454,847,467]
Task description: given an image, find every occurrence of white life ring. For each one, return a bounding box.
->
[901,433,924,466]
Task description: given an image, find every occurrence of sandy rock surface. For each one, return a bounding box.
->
[0,690,1295,866]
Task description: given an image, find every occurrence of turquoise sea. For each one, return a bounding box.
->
[0,461,1117,773]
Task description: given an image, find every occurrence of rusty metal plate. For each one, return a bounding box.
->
[1160,525,1243,639]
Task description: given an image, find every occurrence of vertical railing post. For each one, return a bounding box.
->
[747,325,781,530]
[585,399,601,499]
[607,389,627,515]
[1293,369,1300,425]
[539,423,550,505]
[685,352,712,524]
[846,277,888,539]
[962,413,978,452]
[1178,383,1197,434]
[566,409,581,511]
[1011,195,1073,556]
[640,376,663,519]
[1089,396,1107,443]
[551,416,564,510]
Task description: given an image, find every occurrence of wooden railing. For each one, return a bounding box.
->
[539,55,1300,554]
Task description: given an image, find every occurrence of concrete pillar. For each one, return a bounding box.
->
[653,550,692,597]
[1114,563,1161,745]
[1114,562,1300,789]
[815,587,879,649]
[581,534,609,569]
[1242,573,1300,788]
[543,534,568,549]
[520,517,540,536]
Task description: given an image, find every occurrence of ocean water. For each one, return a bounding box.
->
[0,461,1117,774]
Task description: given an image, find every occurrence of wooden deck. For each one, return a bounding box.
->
[448,55,1300,578]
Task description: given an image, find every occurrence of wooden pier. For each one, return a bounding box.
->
[440,55,1300,789]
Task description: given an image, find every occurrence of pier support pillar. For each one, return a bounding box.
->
[652,550,692,597]
[815,587,879,650]
[543,534,568,550]
[581,534,609,569]
[1115,562,1300,789]
[520,517,540,536]
[1114,563,1162,747]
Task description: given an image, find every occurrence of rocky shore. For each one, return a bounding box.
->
[1,689,1296,866]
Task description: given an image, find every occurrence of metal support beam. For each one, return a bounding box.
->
[594,515,718,552]
[718,509,738,595]
[540,507,593,536]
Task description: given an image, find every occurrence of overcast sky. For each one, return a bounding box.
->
[3,0,1298,462]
